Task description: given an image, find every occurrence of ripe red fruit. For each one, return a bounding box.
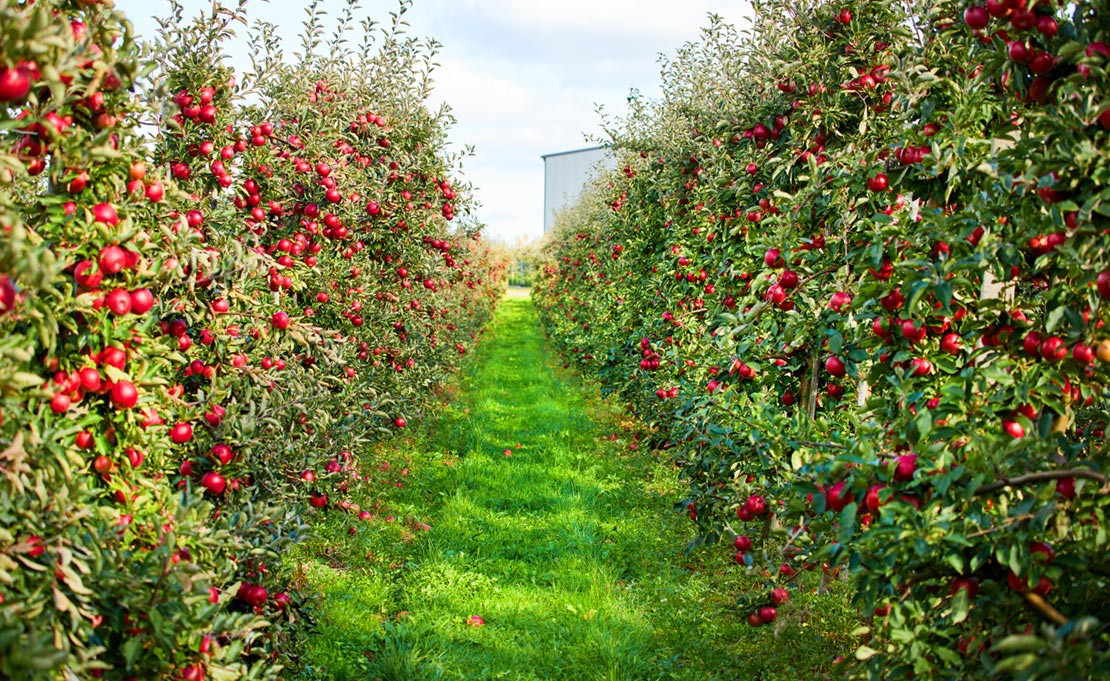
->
[50,393,71,414]
[309,493,328,508]
[950,576,980,599]
[271,310,291,330]
[1072,343,1095,365]
[764,248,783,268]
[200,471,226,495]
[825,356,846,378]
[909,357,933,376]
[105,288,132,316]
[825,481,853,512]
[179,664,206,681]
[758,606,778,624]
[963,6,989,29]
[901,320,926,344]
[745,494,768,516]
[867,174,889,192]
[170,422,193,444]
[747,612,763,627]
[145,181,164,203]
[236,583,267,606]
[1056,477,1076,499]
[865,484,886,512]
[1039,336,1067,362]
[0,66,32,102]
[828,291,852,312]
[771,588,790,605]
[1029,542,1055,563]
[734,535,752,551]
[129,288,155,315]
[894,454,918,482]
[872,317,891,338]
[1096,271,1110,299]
[1035,15,1058,37]
[1021,331,1043,356]
[1008,41,1030,63]
[206,444,232,466]
[734,551,749,565]
[940,333,962,355]
[394,417,407,428]
[0,275,16,315]
[91,203,119,226]
[110,381,138,409]
[78,367,102,393]
[836,9,851,24]
[98,245,128,275]
[126,448,144,468]
[1001,420,1025,439]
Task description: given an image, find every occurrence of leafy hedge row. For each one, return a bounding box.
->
[0,1,502,678]
[537,0,1108,677]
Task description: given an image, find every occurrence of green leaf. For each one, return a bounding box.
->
[914,409,932,441]
[992,635,1044,654]
[951,588,970,624]
[1044,306,1066,333]
[855,645,879,660]
[838,503,858,545]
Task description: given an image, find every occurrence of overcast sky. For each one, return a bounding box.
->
[117,0,753,244]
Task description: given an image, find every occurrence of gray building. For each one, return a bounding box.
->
[541,146,612,233]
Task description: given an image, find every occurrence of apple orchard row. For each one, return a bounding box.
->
[538,1,1107,678]
[0,1,502,679]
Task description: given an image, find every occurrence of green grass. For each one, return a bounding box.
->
[289,297,855,680]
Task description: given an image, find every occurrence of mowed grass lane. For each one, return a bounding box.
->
[289,296,852,680]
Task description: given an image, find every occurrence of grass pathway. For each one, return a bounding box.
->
[290,296,850,680]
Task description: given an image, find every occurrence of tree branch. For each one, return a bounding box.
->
[1024,592,1068,626]
[974,469,1106,495]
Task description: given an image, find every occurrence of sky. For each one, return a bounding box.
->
[116,0,754,245]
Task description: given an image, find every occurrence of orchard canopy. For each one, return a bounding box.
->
[0,0,1109,680]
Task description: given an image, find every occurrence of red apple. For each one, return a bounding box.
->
[894,454,917,482]
[1002,420,1025,439]
[170,422,193,444]
[865,484,886,512]
[940,333,962,354]
[745,494,768,516]
[110,381,138,409]
[200,471,226,495]
[129,288,155,315]
[0,275,16,315]
[91,203,119,226]
[867,173,889,192]
[825,481,853,512]
[963,6,989,29]
[825,356,846,378]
